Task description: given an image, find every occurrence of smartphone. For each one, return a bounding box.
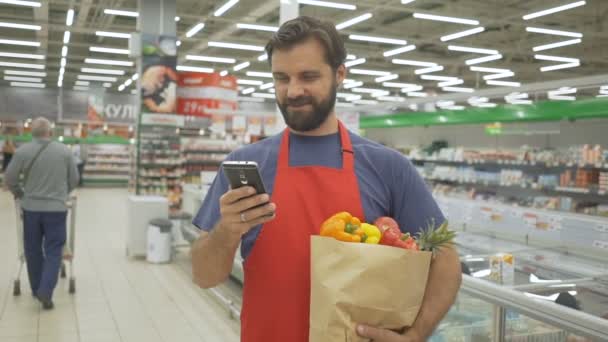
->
[221,161,267,195]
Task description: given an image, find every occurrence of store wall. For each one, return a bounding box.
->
[365,119,608,149]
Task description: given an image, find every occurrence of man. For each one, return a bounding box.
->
[191,16,461,342]
[5,117,79,310]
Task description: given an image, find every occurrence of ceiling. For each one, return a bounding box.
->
[0,0,607,111]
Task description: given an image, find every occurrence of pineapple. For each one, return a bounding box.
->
[416,220,456,255]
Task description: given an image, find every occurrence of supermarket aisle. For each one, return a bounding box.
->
[0,188,240,342]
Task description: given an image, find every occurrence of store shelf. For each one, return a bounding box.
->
[183,149,233,154]
[413,158,608,171]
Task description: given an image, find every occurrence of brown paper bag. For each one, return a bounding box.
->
[309,236,432,342]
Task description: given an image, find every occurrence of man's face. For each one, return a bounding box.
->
[271,37,345,132]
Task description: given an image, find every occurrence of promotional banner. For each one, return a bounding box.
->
[87,86,105,126]
[176,72,238,117]
[141,34,178,114]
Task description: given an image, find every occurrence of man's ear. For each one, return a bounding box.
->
[336,64,346,87]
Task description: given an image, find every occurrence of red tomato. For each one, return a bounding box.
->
[374,216,400,233]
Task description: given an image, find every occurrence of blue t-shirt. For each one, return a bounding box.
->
[192,130,445,260]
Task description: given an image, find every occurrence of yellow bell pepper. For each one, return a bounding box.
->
[360,223,381,244]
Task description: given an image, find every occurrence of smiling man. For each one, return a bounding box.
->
[191,16,461,342]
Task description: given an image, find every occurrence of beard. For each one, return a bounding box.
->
[277,80,337,132]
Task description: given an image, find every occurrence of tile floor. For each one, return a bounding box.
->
[0,188,240,342]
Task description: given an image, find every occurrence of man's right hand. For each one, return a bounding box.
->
[217,186,276,237]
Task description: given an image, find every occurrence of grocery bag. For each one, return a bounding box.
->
[309,235,432,342]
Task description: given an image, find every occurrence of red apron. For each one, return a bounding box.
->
[241,121,365,342]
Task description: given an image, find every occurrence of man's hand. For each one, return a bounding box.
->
[356,325,423,342]
[217,186,276,238]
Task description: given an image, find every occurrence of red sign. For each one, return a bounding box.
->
[177,72,238,117]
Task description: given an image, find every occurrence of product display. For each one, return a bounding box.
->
[83,144,132,185]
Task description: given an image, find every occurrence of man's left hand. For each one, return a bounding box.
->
[356,324,423,342]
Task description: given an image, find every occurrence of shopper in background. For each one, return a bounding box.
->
[72,140,88,186]
[5,117,79,310]
[2,136,16,172]
[191,16,462,342]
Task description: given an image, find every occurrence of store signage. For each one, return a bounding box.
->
[141,113,185,127]
[140,34,178,114]
[176,72,238,117]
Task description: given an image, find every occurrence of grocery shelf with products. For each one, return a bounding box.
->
[403,145,608,218]
[83,144,132,186]
[181,137,241,185]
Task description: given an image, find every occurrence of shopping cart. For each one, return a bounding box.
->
[12,195,78,296]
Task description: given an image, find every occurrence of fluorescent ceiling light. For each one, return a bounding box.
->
[124,79,132,86]
[260,82,274,90]
[343,78,356,83]
[438,79,464,87]
[73,86,89,91]
[525,27,583,38]
[252,92,275,99]
[370,90,391,98]
[445,106,465,111]
[118,84,125,91]
[407,91,427,97]
[336,102,355,107]
[413,13,479,25]
[96,31,130,39]
[186,55,235,63]
[75,80,89,86]
[523,1,586,20]
[383,45,416,57]
[486,80,521,87]
[61,46,68,57]
[465,54,503,65]
[415,65,444,75]
[4,70,45,77]
[81,67,125,75]
[208,41,264,51]
[176,40,182,47]
[351,87,387,94]
[176,65,214,73]
[66,9,74,26]
[61,57,66,67]
[57,79,62,87]
[448,45,499,55]
[4,76,41,82]
[442,86,474,93]
[349,68,390,76]
[375,74,398,82]
[63,31,71,44]
[539,61,580,72]
[548,87,577,101]
[344,58,365,68]
[391,59,437,67]
[0,0,41,7]
[336,13,372,30]
[233,61,250,71]
[346,54,357,60]
[11,81,44,88]
[383,82,418,88]
[298,0,356,10]
[471,269,491,278]
[377,96,405,102]
[220,70,228,76]
[186,23,206,38]
[237,79,263,86]
[214,0,239,16]
[77,74,117,82]
[0,52,44,59]
[345,94,362,101]
[257,53,268,61]
[237,96,265,102]
[420,75,458,81]
[343,81,363,89]
[246,71,273,78]
[0,22,41,30]
[401,0,416,3]
[441,27,485,42]
[399,86,425,93]
[438,115,449,122]
[533,39,581,52]
[242,87,256,95]
[470,66,512,73]
[104,9,138,17]
[175,16,180,22]
[534,54,579,63]
[336,92,354,98]
[89,46,130,55]
[236,23,278,32]
[349,34,407,45]
[436,100,455,107]
[0,61,44,69]
[85,58,133,66]
[354,100,378,105]
[131,73,138,80]
[483,72,515,80]
[0,38,40,47]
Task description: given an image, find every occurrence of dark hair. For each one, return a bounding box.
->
[265,16,346,70]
